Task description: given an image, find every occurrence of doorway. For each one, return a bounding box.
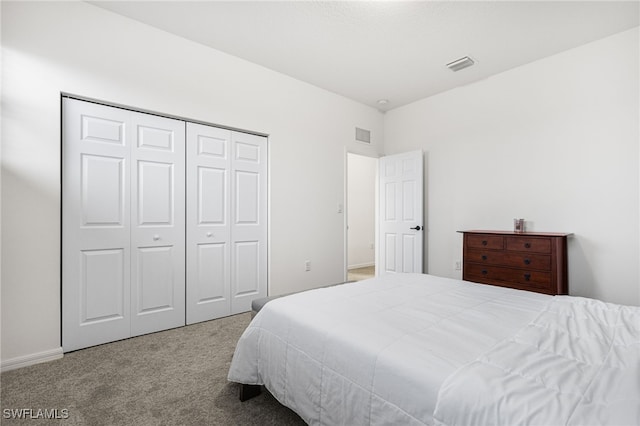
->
[346,153,377,281]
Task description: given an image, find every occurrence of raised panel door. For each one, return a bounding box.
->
[130,112,185,336]
[186,123,232,324]
[378,151,424,275]
[231,132,267,314]
[62,99,132,352]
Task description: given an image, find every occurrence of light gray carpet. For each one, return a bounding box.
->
[0,313,305,425]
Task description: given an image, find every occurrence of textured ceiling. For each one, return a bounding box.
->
[90,1,639,112]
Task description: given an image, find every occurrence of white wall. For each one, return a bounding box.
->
[384,28,639,306]
[347,153,376,269]
[0,2,383,366]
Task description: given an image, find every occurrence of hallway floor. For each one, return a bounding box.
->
[347,265,375,282]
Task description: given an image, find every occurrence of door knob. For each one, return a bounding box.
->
[410,226,422,231]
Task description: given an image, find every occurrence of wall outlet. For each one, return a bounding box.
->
[454,260,462,271]
[305,260,311,272]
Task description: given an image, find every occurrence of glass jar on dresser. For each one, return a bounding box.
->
[459,230,572,295]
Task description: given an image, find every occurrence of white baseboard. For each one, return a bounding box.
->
[1,347,63,372]
[348,262,375,270]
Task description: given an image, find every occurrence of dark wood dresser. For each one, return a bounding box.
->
[459,230,571,295]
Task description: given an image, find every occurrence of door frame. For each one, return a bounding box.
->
[343,149,380,282]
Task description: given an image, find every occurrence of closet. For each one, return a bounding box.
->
[62,98,267,352]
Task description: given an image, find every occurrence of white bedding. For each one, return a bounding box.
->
[433,295,640,426]
[228,273,640,425]
[228,273,552,425]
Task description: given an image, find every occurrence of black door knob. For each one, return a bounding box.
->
[410,226,422,231]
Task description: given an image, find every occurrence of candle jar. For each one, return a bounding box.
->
[514,218,525,233]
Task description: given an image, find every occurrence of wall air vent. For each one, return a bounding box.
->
[446,56,475,72]
[355,127,371,144]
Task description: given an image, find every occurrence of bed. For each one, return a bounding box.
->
[228,273,639,425]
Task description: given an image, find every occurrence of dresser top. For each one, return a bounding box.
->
[458,230,573,237]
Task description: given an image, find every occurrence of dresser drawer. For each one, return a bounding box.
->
[505,237,551,254]
[464,264,552,290]
[465,249,551,270]
[465,234,504,250]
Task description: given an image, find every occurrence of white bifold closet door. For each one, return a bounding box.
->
[63,99,185,352]
[186,123,267,324]
[63,98,267,351]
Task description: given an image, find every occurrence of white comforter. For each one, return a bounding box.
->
[228,273,552,425]
[433,295,640,426]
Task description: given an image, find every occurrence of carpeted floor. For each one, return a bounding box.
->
[0,313,305,425]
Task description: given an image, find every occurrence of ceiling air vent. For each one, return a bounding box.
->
[355,127,371,144]
[446,56,475,72]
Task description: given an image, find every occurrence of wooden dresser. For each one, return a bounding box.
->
[459,230,571,295]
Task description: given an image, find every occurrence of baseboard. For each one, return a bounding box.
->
[1,347,63,372]
[348,262,375,270]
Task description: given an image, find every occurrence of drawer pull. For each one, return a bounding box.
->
[524,258,531,265]
[482,240,488,246]
[524,243,531,249]
[481,270,488,275]
[481,255,488,261]
[524,273,531,281]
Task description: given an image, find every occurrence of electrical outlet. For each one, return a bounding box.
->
[454,260,462,271]
[305,260,311,272]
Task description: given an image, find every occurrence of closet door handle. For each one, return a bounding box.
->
[410,226,422,231]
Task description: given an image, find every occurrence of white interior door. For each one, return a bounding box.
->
[63,99,132,351]
[186,123,232,324]
[378,150,424,275]
[230,132,268,314]
[186,125,267,322]
[130,112,185,336]
[63,99,186,350]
